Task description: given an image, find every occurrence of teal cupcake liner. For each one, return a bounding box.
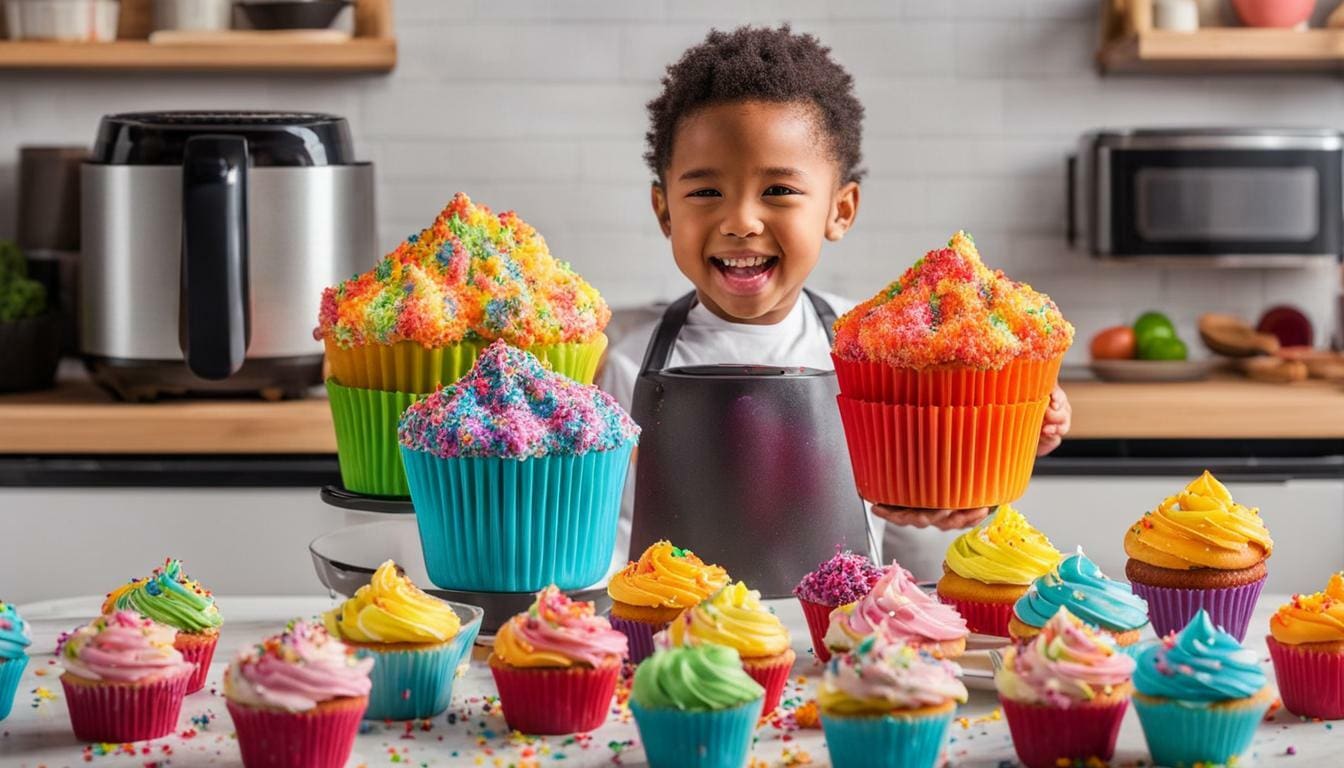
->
[356,619,481,721]
[820,708,955,768]
[629,697,764,768]
[403,441,634,592]
[0,656,27,721]
[326,379,421,498]
[1133,695,1270,768]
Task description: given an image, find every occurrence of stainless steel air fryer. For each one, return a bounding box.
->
[81,111,374,400]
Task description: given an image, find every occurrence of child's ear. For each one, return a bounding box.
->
[651,183,672,238]
[825,181,861,242]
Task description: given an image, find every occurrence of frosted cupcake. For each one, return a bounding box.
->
[225,620,373,768]
[399,340,639,592]
[489,585,627,734]
[608,540,729,663]
[58,611,196,742]
[935,505,1061,636]
[0,601,31,721]
[323,560,477,720]
[1267,572,1344,720]
[794,550,884,663]
[824,562,968,660]
[103,557,223,693]
[1009,549,1149,647]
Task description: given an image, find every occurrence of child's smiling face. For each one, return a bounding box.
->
[652,100,859,324]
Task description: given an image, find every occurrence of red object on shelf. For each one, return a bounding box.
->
[1257,305,1314,348]
[1231,0,1316,28]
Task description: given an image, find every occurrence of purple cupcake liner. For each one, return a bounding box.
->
[609,615,665,665]
[1130,577,1265,642]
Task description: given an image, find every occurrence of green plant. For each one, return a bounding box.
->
[0,241,46,322]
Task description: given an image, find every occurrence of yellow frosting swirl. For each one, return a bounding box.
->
[944,505,1061,586]
[323,560,461,644]
[665,582,791,658]
[607,541,730,609]
[1124,471,1273,571]
[1270,573,1344,645]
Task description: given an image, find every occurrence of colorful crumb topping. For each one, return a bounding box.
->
[793,550,884,606]
[1270,572,1344,645]
[0,602,31,661]
[819,635,967,716]
[832,231,1073,370]
[1134,609,1266,702]
[323,560,461,645]
[224,620,373,712]
[608,540,730,610]
[316,193,609,350]
[995,607,1135,708]
[57,611,194,683]
[493,586,627,668]
[398,340,639,459]
[102,558,222,635]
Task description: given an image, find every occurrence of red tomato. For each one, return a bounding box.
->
[1090,326,1137,360]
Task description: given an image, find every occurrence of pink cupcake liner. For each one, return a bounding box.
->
[936,594,1014,638]
[490,660,621,735]
[1000,696,1128,768]
[62,672,191,743]
[609,615,664,665]
[798,599,837,663]
[1267,637,1344,720]
[1130,577,1264,642]
[227,697,366,768]
[176,633,218,694]
[744,654,795,714]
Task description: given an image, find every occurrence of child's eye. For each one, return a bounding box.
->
[763,185,799,196]
[687,188,721,198]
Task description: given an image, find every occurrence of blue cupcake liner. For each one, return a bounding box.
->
[403,441,634,592]
[630,697,763,768]
[820,708,955,768]
[0,656,27,721]
[1133,695,1269,768]
[357,619,481,721]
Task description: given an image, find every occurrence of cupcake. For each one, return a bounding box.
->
[1124,470,1272,642]
[102,557,223,693]
[664,581,795,714]
[399,340,639,592]
[608,540,729,663]
[995,607,1136,768]
[628,644,764,768]
[818,635,968,768]
[1009,548,1149,647]
[0,601,31,721]
[224,620,373,768]
[935,505,1061,637]
[831,231,1073,510]
[1267,571,1344,720]
[1132,609,1273,768]
[489,585,627,734]
[58,611,196,742]
[824,562,968,660]
[794,550,884,663]
[322,559,477,720]
[315,192,611,497]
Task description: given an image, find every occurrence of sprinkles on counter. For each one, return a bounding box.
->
[793,550,883,606]
[397,339,639,460]
[832,231,1074,370]
[315,192,610,350]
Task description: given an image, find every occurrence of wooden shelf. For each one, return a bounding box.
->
[1100,28,1344,74]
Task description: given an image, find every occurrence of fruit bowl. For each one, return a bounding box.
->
[1199,313,1280,358]
[1088,359,1219,383]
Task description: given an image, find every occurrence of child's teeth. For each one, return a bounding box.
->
[722,256,766,268]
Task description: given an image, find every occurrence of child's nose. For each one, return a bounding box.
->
[718,201,764,239]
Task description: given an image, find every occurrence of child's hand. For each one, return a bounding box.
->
[872,506,990,531]
[1037,385,1071,457]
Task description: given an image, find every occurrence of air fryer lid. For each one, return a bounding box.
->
[91,111,357,166]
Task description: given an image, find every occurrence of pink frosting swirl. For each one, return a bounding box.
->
[994,607,1136,708]
[57,611,195,683]
[494,586,628,668]
[225,620,373,712]
[824,563,968,652]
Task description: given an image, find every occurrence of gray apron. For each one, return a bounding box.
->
[628,290,875,598]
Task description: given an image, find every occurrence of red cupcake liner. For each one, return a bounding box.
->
[1000,696,1128,768]
[798,599,837,663]
[175,632,218,694]
[837,394,1048,509]
[227,697,366,768]
[937,594,1014,638]
[62,672,191,743]
[608,615,664,665]
[831,355,1062,407]
[1129,577,1264,642]
[744,652,795,714]
[489,660,620,735]
[1267,637,1344,720]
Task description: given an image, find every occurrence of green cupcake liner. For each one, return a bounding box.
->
[326,379,422,498]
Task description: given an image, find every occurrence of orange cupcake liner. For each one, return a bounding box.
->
[837,394,1048,509]
[325,334,607,393]
[831,354,1062,407]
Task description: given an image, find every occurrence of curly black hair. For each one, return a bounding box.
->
[644,25,865,186]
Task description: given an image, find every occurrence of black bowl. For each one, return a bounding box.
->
[238,0,351,30]
[0,312,61,392]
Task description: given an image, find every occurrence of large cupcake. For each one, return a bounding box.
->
[831,231,1073,510]
[608,540,729,663]
[399,340,639,592]
[935,505,1061,637]
[995,607,1136,768]
[58,611,196,742]
[1124,470,1272,641]
[489,585,627,734]
[1132,609,1274,768]
[0,601,31,721]
[102,557,222,693]
[322,559,477,720]
[316,193,611,497]
[1267,572,1344,720]
[224,620,373,768]
[1009,549,1149,647]
[664,581,795,714]
[628,644,764,768]
[824,562,968,660]
[819,635,968,768]
[794,551,884,663]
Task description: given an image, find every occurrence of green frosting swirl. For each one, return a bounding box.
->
[105,560,222,633]
[631,644,764,711]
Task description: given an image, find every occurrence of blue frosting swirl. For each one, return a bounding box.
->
[1013,550,1149,633]
[1134,609,1266,702]
[0,602,31,660]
